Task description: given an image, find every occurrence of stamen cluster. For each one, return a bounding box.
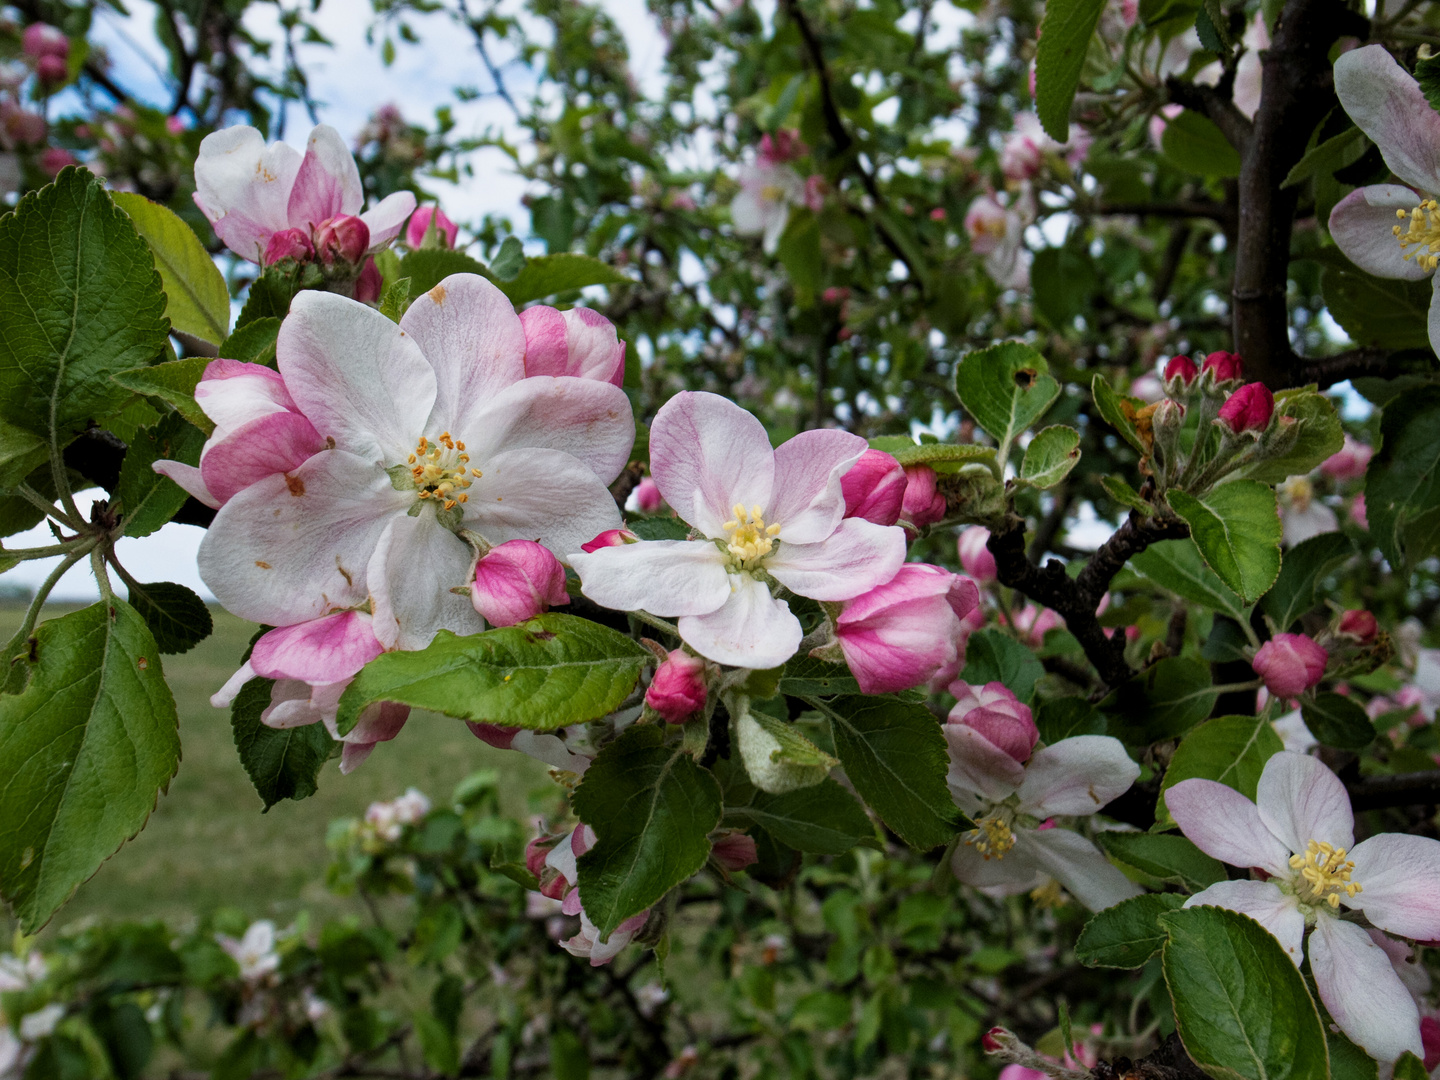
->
[1395,200,1440,271]
[722,504,781,569]
[1289,839,1361,909]
[409,432,480,510]
[964,815,1016,860]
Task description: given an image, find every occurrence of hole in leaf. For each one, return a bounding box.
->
[1015,368,1036,389]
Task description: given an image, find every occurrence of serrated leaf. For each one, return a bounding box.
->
[1416,55,1440,115]
[1167,481,1282,604]
[489,236,525,281]
[0,423,49,490]
[1259,531,1355,632]
[1019,425,1081,488]
[230,676,333,810]
[866,436,997,470]
[114,413,206,538]
[727,776,876,854]
[1301,692,1375,750]
[1035,697,1106,743]
[1098,832,1226,891]
[1366,385,1440,570]
[573,724,722,936]
[1100,475,1153,515]
[1159,906,1329,1080]
[112,356,213,434]
[399,249,490,298]
[1237,389,1344,485]
[1034,0,1107,143]
[1161,109,1242,178]
[1101,657,1217,746]
[1394,1052,1430,1080]
[954,342,1061,452]
[124,581,212,654]
[1075,893,1184,968]
[1131,538,1248,623]
[811,695,962,850]
[498,253,632,306]
[961,628,1044,703]
[1158,715,1282,827]
[1282,125,1366,189]
[218,318,281,368]
[1091,375,1149,457]
[0,600,179,931]
[1315,247,1433,351]
[334,613,648,735]
[0,169,171,440]
[379,276,412,322]
[111,191,229,345]
[778,654,862,697]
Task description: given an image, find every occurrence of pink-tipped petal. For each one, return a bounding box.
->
[1329,185,1432,280]
[1255,750,1354,855]
[193,126,302,262]
[1310,914,1423,1063]
[1334,45,1440,195]
[1165,778,1294,876]
[767,428,868,544]
[650,391,775,538]
[250,610,383,683]
[518,306,570,377]
[676,574,802,669]
[1015,736,1139,818]
[1347,833,1440,940]
[765,517,907,601]
[199,412,329,504]
[152,459,219,509]
[943,722,1025,806]
[1183,881,1304,965]
[287,124,364,229]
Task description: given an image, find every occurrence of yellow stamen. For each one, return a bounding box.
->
[1395,199,1440,271]
[963,815,1016,860]
[408,434,477,506]
[1289,839,1362,909]
[722,503,780,568]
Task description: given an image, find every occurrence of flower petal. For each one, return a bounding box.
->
[571,539,732,617]
[768,429,867,544]
[1183,880,1305,965]
[192,126,301,262]
[279,291,435,465]
[1429,274,1440,361]
[250,610,383,683]
[1022,827,1144,912]
[199,411,329,504]
[1329,185,1432,280]
[152,459,218,509]
[360,191,417,250]
[461,376,634,485]
[1310,914,1423,1063]
[650,391,775,537]
[1015,735,1140,818]
[197,449,409,625]
[1165,778,1294,876]
[765,517,907,601]
[286,124,364,229]
[676,574,802,669]
[1256,750,1354,854]
[1334,45,1440,195]
[368,512,486,651]
[196,359,297,438]
[399,273,527,431]
[1348,832,1440,940]
[943,723,1025,805]
[461,447,623,564]
[950,836,1044,895]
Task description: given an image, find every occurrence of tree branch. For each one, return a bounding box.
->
[1291,347,1412,389]
[1090,201,1234,224]
[1346,770,1440,811]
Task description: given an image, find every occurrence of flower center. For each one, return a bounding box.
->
[1289,839,1361,909]
[1394,201,1440,271]
[408,433,480,511]
[963,814,1016,860]
[722,503,781,571]
[760,184,788,203]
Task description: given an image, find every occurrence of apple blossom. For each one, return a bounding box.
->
[646,649,708,723]
[1004,603,1062,647]
[758,129,807,163]
[1322,434,1374,481]
[731,159,806,254]
[1168,751,1440,1060]
[518,305,627,386]
[1280,477,1339,547]
[948,682,1038,764]
[22,24,68,61]
[471,539,570,627]
[216,921,281,983]
[544,826,650,965]
[964,192,1032,289]
[193,123,415,266]
[18,1005,63,1042]
[1252,633,1328,699]
[571,392,905,669]
[406,205,458,249]
[468,722,592,773]
[193,275,631,654]
[840,448,906,526]
[1217,382,1274,433]
[957,526,997,582]
[314,214,369,266]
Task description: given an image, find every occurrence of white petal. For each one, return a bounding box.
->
[943,723,1024,805]
[278,291,435,465]
[571,539,732,617]
[676,574,802,669]
[461,447,623,564]
[360,191,417,250]
[1348,832,1440,940]
[460,376,635,485]
[368,511,485,652]
[193,126,300,262]
[950,836,1045,895]
[197,449,410,625]
[768,429,866,545]
[1165,778,1295,876]
[1256,750,1354,854]
[1429,274,1440,361]
[1310,914,1423,1063]
[1183,880,1305,965]
[765,517,907,601]
[1328,185,1432,280]
[649,391,775,538]
[151,459,218,509]
[1022,827,1144,912]
[1334,45,1440,194]
[1015,735,1140,818]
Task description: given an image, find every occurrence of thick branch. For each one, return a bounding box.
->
[1164,78,1253,155]
[1346,770,1440,811]
[1292,347,1411,390]
[1091,201,1234,224]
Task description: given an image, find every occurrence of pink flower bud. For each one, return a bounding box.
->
[836,566,981,694]
[929,207,946,221]
[467,722,518,750]
[580,528,638,552]
[471,539,570,627]
[1349,494,1368,530]
[822,286,850,304]
[646,649,707,722]
[1217,382,1274,434]
[982,1028,1009,1053]
[35,53,66,86]
[519,305,626,386]
[947,681,1038,763]
[264,228,315,266]
[405,205,459,249]
[841,449,906,526]
[353,256,382,303]
[1203,350,1244,385]
[1006,603,1062,647]
[999,133,1043,181]
[38,147,75,177]
[957,527,997,582]
[1163,354,1198,389]
[633,477,663,513]
[758,129,807,164]
[711,833,758,872]
[1251,633,1328,699]
[1421,1016,1439,1072]
[1337,610,1378,643]
[900,465,946,532]
[314,214,370,266]
[1320,434,1372,481]
[22,23,68,61]
[525,834,559,878]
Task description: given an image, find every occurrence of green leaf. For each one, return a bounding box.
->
[488,236,525,281]
[1195,3,1229,54]
[1158,715,1282,827]
[778,654,862,697]
[954,342,1061,451]
[111,191,230,345]
[550,1027,590,1080]
[1417,55,1440,114]
[1282,125,1366,189]
[1101,475,1154,515]
[399,249,490,298]
[1032,246,1099,327]
[1091,375,1149,457]
[777,212,823,302]
[728,778,877,854]
[111,356,213,434]
[1159,906,1329,1080]
[1034,0,1107,142]
[1394,1052,1430,1080]
[865,436,997,471]
[961,629,1044,703]
[230,676,333,810]
[1315,247,1433,351]
[124,581,213,655]
[0,169,170,440]
[114,414,206,538]
[0,423,50,490]
[1326,1026,1379,1080]
[335,613,648,735]
[379,276,412,322]
[0,600,179,931]
[1301,692,1375,750]
[573,724,722,936]
[1035,696,1106,743]
[1259,532,1355,632]
[1237,389,1344,485]
[1098,832,1226,891]
[1366,385,1440,570]
[218,318,281,368]
[1161,110,1242,178]
[1019,425,1082,488]
[811,695,962,850]
[1075,893,1184,968]
[1131,538,1248,622]
[1100,657,1217,746]
[1167,481,1282,605]
[497,254,631,307]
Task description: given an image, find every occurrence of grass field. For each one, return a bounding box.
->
[0,604,551,932]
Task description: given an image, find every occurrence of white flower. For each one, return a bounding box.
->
[217,921,281,983]
[731,161,806,254]
[18,1005,63,1042]
[392,788,431,824]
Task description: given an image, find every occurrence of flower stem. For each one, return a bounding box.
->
[629,610,679,637]
[14,483,81,531]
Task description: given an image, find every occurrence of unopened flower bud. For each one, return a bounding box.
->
[35,53,66,85]
[1217,382,1274,435]
[471,539,570,627]
[1162,354,1198,395]
[1337,610,1378,644]
[633,477,663,513]
[353,257,382,303]
[1203,350,1244,386]
[947,682,1038,763]
[957,526,996,582]
[525,834,560,878]
[900,465,946,533]
[22,23,68,61]
[841,449,905,526]
[580,528,638,553]
[646,649,707,723]
[1321,434,1373,481]
[264,228,315,266]
[314,214,370,266]
[1251,633,1328,699]
[981,1027,1014,1054]
[835,564,979,694]
[405,205,458,249]
[711,832,758,872]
